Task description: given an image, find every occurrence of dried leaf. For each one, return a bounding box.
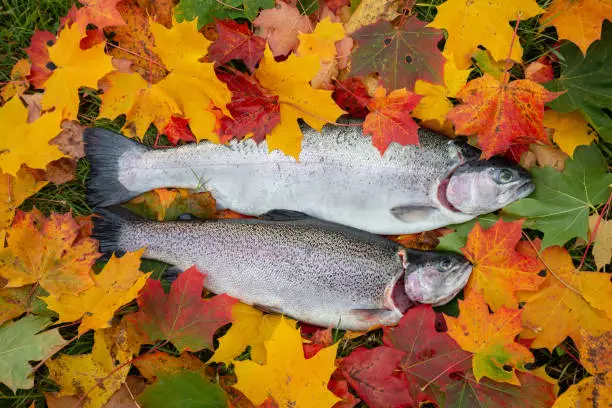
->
[588,215,612,271]
[254,1,312,57]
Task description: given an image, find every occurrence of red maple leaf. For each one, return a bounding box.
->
[447,74,560,159]
[208,19,266,72]
[363,87,422,154]
[217,71,281,143]
[163,116,196,145]
[25,30,56,88]
[332,78,372,118]
[341,305,557,407]
[127,266,238,352]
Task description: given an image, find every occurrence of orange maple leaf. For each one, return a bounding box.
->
[448,74,560,158]
[0,209,99,297]
[445,291,534,385]
[75,0,126,34]
[461,219,544,311]
[363,87,422,154]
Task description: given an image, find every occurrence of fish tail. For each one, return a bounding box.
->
[92,206,143,253]
[84,128,150,207]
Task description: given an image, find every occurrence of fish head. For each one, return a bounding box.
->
[443,157,534,214]
[403,250,472,306]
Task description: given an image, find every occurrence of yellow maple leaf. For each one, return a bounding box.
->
[233,317,340,408]
[588,215,612,271]
[541,0,612,55]
[298,18,345,63]
[542,110,596,156]
[0,98,63,175]
[0,208,98,297]
[47,320,141,408]
[518,246,612,350]
[41,25,114,119]
[413,52,471,129]
[428,0,543,69]
[43,249,151,334]
[255,46,345,158]
[100,19,231,142]
[0,167,47,241]
[0,59,30,101]
[211,303,282,365]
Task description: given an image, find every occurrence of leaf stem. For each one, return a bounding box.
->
[502,13,522,84]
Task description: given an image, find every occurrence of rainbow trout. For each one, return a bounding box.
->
[93,208,472,330]
[84,122,534,234]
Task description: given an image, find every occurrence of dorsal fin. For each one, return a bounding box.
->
[259,209,312,221]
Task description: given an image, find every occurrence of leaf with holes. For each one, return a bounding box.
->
[127,266,237,352]
[362,87,421,154]
[349,16,445,91]
[74,0,126,33]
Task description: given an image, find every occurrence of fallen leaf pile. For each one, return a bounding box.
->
[0,0,610,406]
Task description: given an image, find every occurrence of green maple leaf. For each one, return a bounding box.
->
[174,0,274,28]
[0,316,64,391]
[546,20,612,143]
[137,371,227,408]
[504,144,612,248]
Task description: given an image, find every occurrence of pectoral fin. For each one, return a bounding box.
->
[390,206,438,222]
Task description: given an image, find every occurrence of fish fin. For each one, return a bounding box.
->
[84,127,150,207]
[92,206,143,253]
[253,303,284,314]
[390,206,439,222]
[348,309,402,327]
[259,209,311,221]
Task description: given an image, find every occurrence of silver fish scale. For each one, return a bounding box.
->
[117,217,405,328]
[117,123,476,234]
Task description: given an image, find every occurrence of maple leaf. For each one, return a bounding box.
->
[543,110,596,156]
[46,322,140,408]
[138,370,228,407]
[127,266,237,352]
[125,188,217,222]
[0,98,64,175]
[412,52,471,132]
[589,215,612,271]
[41,24,114,119]
[518,245,612,350]
[234,317,340,408]
[254,1,312,57]
[175,0,275,27]
[1,59,30,101]
[0,316,64,391]
[0,208,98,298]
[0,167,47,240]
[211,303,282,365]
[445,291,534,384]
[73,0,126,34]
[524,56,554,84]
[25,30,56,88]
[254,46,345,158]
[341,305,556,407]
[362,87,422,154]
[504,144,612,248]
[162,116,196,144]
[449,74,560,158]
[428,0,544,69]
[332,78,372,118]
[208,19,266,72]
[349,16,445,91]
[546,21,612,143]
[541,0,612,55]
[297,18,345,63]
[460,219,544,311]
[104,0,167,84]
[217,70,281,143]
[43,249,151,334]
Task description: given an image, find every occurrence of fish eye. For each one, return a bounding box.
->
[495,169,515,184]
[438,257,454,272]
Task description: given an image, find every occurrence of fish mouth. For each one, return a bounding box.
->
[437,177,462,213]
[516,180,535,199]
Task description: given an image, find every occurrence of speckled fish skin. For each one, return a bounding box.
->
[85,121,533,234]
[94,208,471,330]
